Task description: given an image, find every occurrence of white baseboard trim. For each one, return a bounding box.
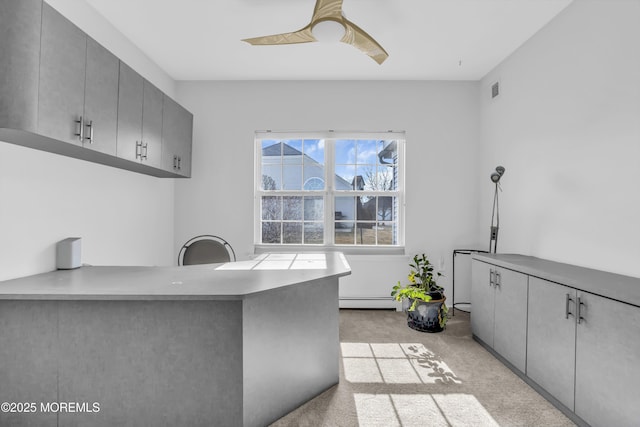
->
[339,297,402,310]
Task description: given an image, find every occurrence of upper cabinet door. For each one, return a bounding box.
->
[38,3,86,146]
[82,38,119,155]
[141,81,164,168]
[0,0,42,132]
[116,62,143,162]
[162,96,193,177]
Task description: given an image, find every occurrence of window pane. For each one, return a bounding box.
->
[335,165,356,190]
[335,222,354,245]
[261,166,281,190]
[335,197,355,221]
[377,196,394,221]
[303,139,324,165]
[357,140,377,164]
[356,196,375,221]
[261,196,281,220]
[283,196,303,220]
[335,139,356,164]
[374,167,395,191]
[303,164,324,190]
[355,223,376,245]
[283,222,302,244]
[262,222,281,243]
[304,197,323,221]
[283,139,303,164]
[262,140,281,155]
[378,140,397,165]
[355,165,375,190]
[304,222,323,244]
[377,221,395,245]
[282,165,302,190]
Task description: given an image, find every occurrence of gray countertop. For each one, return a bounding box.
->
[0,252,351,300]
[472,253,640,307]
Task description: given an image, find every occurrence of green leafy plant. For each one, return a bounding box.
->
[391,253,445,311]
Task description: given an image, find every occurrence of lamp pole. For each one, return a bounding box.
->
[489,166,505,254]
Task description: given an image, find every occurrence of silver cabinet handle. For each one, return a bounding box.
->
[136,141,143,160]
[84,120,94,144]
[565,293,574,319]
[577,297,585,324]
[173,155,178,169]
[75,116,84,142]
[489,269,495,287]
[495,271,501,287]
[141,143,148,160]
[177,156,182,170]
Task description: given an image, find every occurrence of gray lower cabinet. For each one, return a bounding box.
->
[574,292,640,427]
[527,277,577,410]
[162,96,193,177]
[471,260,528,372]
[474,255,640,427]
[471,260,495,346]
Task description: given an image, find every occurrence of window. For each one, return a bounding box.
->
[255,131,404,249]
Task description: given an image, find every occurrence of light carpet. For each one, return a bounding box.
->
[270,309,575,427]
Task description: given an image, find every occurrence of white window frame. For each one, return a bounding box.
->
[254,131,405,254]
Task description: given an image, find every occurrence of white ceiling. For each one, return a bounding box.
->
[84,0,573,81]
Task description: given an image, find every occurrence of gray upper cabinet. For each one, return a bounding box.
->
[83,38,119,155]
[0,0,42,133]
[38,3,87,146]
[162,96,193,177]
[116,62,144,162]
[117,64,165,169]
[0,0,192,178]
[142,81,164,169]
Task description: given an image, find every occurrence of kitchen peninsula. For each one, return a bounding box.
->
[0,252,351,427]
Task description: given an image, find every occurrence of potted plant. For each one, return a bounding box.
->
[391,253,448,332]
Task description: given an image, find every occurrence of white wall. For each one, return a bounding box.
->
[0,1,177,281]
[174,81,482,304]
[480,0,640,277]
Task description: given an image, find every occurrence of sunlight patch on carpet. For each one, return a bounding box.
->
[354,393,499,427]
[341,342,461,384]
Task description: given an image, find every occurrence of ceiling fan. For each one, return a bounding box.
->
[242,0,389,64]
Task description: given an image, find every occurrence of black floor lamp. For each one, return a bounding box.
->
[489,166,505,254]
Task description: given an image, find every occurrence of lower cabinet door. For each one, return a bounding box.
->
[493,268,528,372]
[574,293,640,427]
[526,277,576,410]
[471,260,495,346]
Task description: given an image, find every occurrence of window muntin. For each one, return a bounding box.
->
[256,132,404,247]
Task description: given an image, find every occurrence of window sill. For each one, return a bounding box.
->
[254,245,405,256]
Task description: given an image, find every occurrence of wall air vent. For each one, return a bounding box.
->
[491,81,500,99]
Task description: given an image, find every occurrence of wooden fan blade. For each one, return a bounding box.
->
[242,27,315,45]
[312,0,344,21]
[341,19,388,64]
